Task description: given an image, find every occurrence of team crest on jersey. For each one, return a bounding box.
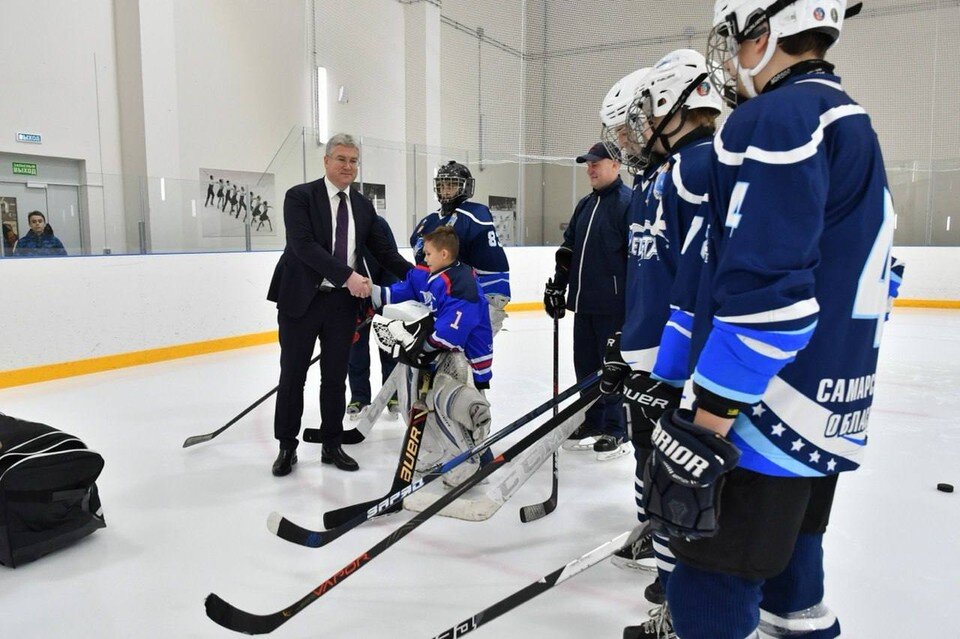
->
[653,168,669,201]
[813,7,825,21]
[419,290,436,310]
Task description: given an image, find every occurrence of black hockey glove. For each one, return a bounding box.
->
[553,246,573,288]
[599,332,630,395]
[398,342,440,369]
[622,371,682,449]
[642,409,741,540]
[543,278,567,320]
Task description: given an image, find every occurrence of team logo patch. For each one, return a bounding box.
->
[813,7,825,21]
[696,81,711,96]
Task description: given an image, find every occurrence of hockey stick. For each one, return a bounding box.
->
[182,317,373,448]
[519,316,560,522]
[428,529,633,638]
[204,384,601,635]
[268,372,599,547]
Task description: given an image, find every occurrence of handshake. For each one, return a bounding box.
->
[345,271,373,298]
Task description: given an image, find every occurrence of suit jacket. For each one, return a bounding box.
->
[267,177,412,318]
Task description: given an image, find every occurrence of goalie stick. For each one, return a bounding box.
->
[268,372,599,547]
[428,528,633,639]
[519,315,560,522]
[204,383,600,635]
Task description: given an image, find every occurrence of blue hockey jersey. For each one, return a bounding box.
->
[621,133,714,373]
[411,201,511,299]
[382,263,494,385]
[688,72,894,478]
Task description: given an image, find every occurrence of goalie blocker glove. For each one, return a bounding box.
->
[642,409,740,540]
[621,372,682,448]
[599,332,630,395]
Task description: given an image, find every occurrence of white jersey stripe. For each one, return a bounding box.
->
[716,298,820,324]
[671,153,708,205]
[716,104,867,167]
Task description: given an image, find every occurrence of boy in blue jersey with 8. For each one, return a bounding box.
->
[412,162,511,335]
[627,2,891,638]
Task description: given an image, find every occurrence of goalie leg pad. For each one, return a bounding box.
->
[642,409,740,540]
[485,293,509,336]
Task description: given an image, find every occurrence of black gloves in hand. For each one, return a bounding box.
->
[622,371,682,445]
[642,409,741,540]
[600,332,630,395]
[544,278,566,320]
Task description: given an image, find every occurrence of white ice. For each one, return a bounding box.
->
[1,309,958,638]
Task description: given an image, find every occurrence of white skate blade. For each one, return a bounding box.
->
[596,442,632,462]
[562,437,599,452]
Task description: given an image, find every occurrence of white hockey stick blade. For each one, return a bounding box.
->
[403,398,596,521]
[350,364,403,438]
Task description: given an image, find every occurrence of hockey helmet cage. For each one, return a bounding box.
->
[627,49,720,170]
[707,0,858,105]
[434,161,475,208]
[599,67,651,172]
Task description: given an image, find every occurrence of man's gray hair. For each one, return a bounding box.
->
[325,133,359,157]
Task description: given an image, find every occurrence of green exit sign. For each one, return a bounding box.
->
[12,162,37,176]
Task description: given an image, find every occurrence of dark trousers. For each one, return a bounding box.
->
[348,323,397,404]
[274,289,358,450]
[573,311,624,437]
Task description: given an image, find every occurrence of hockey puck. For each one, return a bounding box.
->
[937,483,954,493]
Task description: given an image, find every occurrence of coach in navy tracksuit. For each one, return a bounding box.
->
[544,143,631,457]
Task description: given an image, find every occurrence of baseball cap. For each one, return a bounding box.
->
[575,142,613,163]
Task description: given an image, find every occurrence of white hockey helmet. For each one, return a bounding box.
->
[599,67,651,171]
[707,0,859,105]
[626,49,721,169]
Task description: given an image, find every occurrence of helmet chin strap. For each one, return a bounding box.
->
[738,31,780,98]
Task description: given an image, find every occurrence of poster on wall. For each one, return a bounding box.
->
[360,183,387,214]
[199,168,276,238]
[0,196,19,256]
[488,195,517,247]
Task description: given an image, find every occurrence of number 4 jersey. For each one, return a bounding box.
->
[411,201,511,299]
[689,71,894,477]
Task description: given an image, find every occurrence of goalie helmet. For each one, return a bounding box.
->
[626,49,721,170]
[599,67,651,171]
[434,161,475,211]
[707,0,853,106]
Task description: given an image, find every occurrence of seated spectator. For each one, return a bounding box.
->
[13,211,67,257]
[2,223,16,255]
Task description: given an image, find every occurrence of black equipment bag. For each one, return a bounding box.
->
[0,413,106,567]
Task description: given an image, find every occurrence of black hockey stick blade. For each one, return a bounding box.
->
[427,528,632,639]
[519,316,561,523]
[205,386,600,634]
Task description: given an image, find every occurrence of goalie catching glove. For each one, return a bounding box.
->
[372,312,438,369]
[622,371,682,448]
[641,409,740,540]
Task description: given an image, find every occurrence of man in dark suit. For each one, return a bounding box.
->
[267,133,412,476]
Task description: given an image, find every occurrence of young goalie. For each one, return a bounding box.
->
[371,226,495,486]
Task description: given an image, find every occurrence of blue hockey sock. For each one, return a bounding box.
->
[759,533,841,638]
[667,562,763,639]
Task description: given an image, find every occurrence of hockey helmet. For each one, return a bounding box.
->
[626,49,721,169]
[707,0,859,105]
[434,161,475,209]
[599,67,651,172]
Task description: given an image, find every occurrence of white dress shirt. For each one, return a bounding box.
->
[323,177,357,287]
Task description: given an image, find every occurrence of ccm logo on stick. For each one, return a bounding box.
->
[652,424,709,478]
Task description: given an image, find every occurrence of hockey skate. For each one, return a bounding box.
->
[346,401,368,421]
[595,434,632,461]
[611,521,656,572]
[623,604,675,639]
[644,577,664,605]
[562,423,601,451]
[384,397,401,421]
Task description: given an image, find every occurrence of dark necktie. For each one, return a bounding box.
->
[334,191,349,264]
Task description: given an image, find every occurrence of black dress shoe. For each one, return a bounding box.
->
[272,449,298,476]
[321,445,359,472]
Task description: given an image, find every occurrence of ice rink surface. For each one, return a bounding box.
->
[1,309,958,638]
